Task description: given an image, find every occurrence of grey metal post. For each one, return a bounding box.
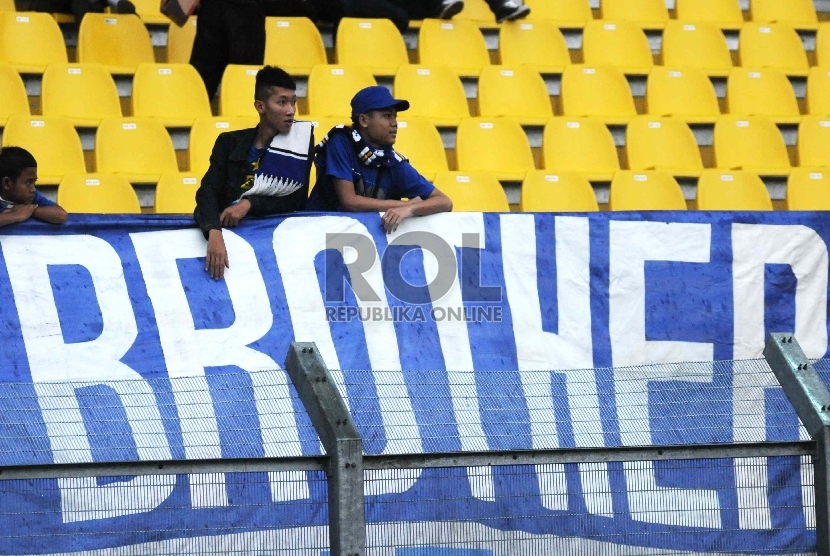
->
[763,333,830,556]
[284,342,365,556]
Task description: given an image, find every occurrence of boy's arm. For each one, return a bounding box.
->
[333,178,409,211]
[33,204,68,224]
[381,188,453,233]
[0,204,37,227]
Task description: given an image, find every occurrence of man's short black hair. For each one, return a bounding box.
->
[0,146,37,183]
[255,66,296,101]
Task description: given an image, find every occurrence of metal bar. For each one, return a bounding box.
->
[285,342,365,556]
[818,428,830,556]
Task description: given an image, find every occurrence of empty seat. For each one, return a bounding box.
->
[264,17,327,76]
[41,63,121,127]
[786,168,830,210]
[77,14,155,74]
[626,116,704,178]
[219,64,262,118]
[807,66,830,115]
[456,118,535,181]
[455,0,496,26]
[129,0,169,24]
[432,171,510,211]
[189,116,258,176]
[0,64,29,125]
[57,174,141,213]
[524,0,592,26]
[818,24,830,68]
[697,169,773,210]
[154,172,200,213]
[394,65,469,126]
[1,115,85,184]
[167,17,197,63]
[738,23,809,77]
[306,65,376,118]
[96,118,178,182]
[0,11,67,73]
[609,170,687,210]
[335,18,408,76]
[0,0,14,10]
[646,66,720,124]
[726,67,801,124]
[750,0,818,30]
[393,118,448,181]
[132,63,212,126]
[477,66,552,125]
[714,115,791,176]
[418,19,489,77]
[519,171,599,212]
[674,0,743,30]
[499,20,570,74]
[661,20,732,77]
[543,117,620,181]
[797,116,830,168]
[582,20,653,74]
[601,0,668,29]
[560,65,636,124]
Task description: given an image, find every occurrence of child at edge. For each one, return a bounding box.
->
[0,146,67,227]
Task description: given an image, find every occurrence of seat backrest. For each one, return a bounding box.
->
[219,64,263,118]
[455,0,496,24]
[418,19,490,76]
[1,115,85,183]
[626,116,703,174]
[713,115,791,172]
[543,117,620,176]
[0,0,15,10]
[477,65,552,124]
[520,171,599,212]
[41,63,121,126]
[817,25,830,68]
[600,0,668,27]
[646,66,721,121]
[0,64,29,123]
[307,65,377,118]
[132,63,212,125]
[455,118,535,176]
[432,171,510,212]
[77,14,154,73]
[674,0,744,27]
[335,17,408,75]
[808,66,830,115]
[786,168,830,210]
[499,20,571,73]
[609,170,687,210]
[661,20,733,74]
[189,116,258,175]
[524,0,592,25]
[129,0,166,22]
[168,17,198,63]
[561,65,637,121]
[394,65,469,125]
[393,118,448,180]
[582,20,653,71]
[797,115,830,167]
[0,11,67,72]
[726,67,800,117]
[57,173,141,213]
[739,23,809,72]
[95,118,178,177]
[750,0,818,26]
[264,17,326,76]
[697,169,773,210]
[154,172,201,213]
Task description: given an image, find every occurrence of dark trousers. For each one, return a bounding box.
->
[190,0,265,100]
[15,0,107,23]
[315,0,505,33]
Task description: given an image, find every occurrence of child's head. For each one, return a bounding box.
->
[0,146,38,205]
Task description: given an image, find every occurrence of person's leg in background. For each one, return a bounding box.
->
[483,0,529,22]
[225,0,266,69]
[190,0,231,100]
[342,0,409,33]
[410,0,529,23]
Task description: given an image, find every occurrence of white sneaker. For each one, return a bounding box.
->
[493,0,530,23]
[438,0,464,19]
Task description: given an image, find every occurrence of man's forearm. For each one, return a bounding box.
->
[340,196,408,212]
[411,195,452,216]
[33,205,68,224]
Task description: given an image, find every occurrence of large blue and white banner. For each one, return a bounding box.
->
[0,211,828,554]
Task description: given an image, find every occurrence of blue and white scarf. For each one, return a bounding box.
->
[243,120,313,198]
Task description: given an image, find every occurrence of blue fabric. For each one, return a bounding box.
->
[0,190,55,212]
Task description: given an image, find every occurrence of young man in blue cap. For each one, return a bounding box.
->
[307,86,452,233]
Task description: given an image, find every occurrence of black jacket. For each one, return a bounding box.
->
[193,126,311,237]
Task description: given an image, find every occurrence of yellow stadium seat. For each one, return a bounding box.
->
[0,64,29,124]
[455,0,496,26]
[432,171,509,211]
[543,117,619,181]
[807,66,830,115]
[714,115,791,176]
[661,20,732,77]
[335,18,408,76]
[219,64,262,118]
[129,0,169,24]
[308,117,351,143]
[95,118,178,182]
[738,23,809,77]
[41,63,121,127]
[674,0,744,31]
[477,66,552,125]
[726,67,801,124]
[520,171,598,212]
[499,20,570,74]
[307,65,377,118]
[786,168,830,210]
[393,65,469,126]
[697,170,773,210]
[0,0,14,11]
[167,17,197,63]
[560,65,636,124]
[456,118,535,181]
[132,63,212,126]
[646,66,721,124]
[582,20,653,74]
[524,0,592,26]
[750,0,818,30]
[264,17,327,76]
[418,19,489,77]
[609,170,687,210]
[797,116,830,168]
[1,115,85,184]
[393,118,448,181]
[154,172,200,213]
[818,24,830,68]
[189,116,258,176]
[626,116,703,178]
[600,0,668,29]
[57,173,141,213]
[77,14,155,74]
[0,11,67,73]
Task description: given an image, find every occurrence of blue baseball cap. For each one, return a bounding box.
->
[350,86,410,120]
